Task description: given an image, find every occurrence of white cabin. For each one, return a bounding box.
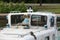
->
[0,11,57,40]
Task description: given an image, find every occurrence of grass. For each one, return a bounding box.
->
[32,4,60,14]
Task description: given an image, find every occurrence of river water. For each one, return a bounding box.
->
[57,31,60,40]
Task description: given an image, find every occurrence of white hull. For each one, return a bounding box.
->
[0,28,57,40]
[1,11,57,40]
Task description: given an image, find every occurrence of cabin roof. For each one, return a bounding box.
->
[8,12,55,16]
[0,12,58,17]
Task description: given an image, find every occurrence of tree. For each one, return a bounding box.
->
[39,0,42,6]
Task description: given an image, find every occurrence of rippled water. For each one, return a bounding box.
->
[57,31,60,40]
[57,36,60,40]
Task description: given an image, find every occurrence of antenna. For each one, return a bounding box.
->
[27,6,33,13]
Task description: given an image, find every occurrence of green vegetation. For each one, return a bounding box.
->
[0,2,27,13]
[32,5,60,14]
[58,27,60,31]
[0,0,60,3]
[0,1,60,13]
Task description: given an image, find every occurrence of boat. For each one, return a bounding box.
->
[0,8,57,40]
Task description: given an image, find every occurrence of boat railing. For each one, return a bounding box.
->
[10,11,21,13]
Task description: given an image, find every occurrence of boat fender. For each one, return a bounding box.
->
[30,32,37,40]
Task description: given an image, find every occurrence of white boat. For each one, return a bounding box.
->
[0,9,57,40]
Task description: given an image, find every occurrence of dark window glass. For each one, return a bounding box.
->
[50,16,54,27]
[0,16,8,27]
[31,15,47,26]
[57,16,60,27]
[11,14,30,26]
[0,16,6,20]
[11,15,24,24]
[57,17,60,22]
[45,36,49,40]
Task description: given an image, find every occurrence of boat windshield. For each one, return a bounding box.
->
[11,14,47,26]
[11,14,30,26]
[31,15,47,26]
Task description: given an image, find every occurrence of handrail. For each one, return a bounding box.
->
[10,11,20,13]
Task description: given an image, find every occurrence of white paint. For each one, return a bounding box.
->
[0,12,57,40]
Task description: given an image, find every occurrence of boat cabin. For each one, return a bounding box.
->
[0,11,57,40]
[6,12,56,30]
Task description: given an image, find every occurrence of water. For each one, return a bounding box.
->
[57,36,60,40]
[57,35,60,40]
[57,31,60,40]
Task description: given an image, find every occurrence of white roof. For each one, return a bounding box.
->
[8,12,55,16]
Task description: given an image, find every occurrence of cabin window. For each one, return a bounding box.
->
[45,36,49,40]
[31,15,47,26]
[11,14,30,26]
[0,16,6,20]
[0,16,8,27]
[57,16,60,27]
[50,16,54,27]
[11,15,24,24]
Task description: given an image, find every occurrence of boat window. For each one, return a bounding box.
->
[0,16,8,27]
[31,15,47,26]
[45,36,49,40]
[11,14,30,26]
[0,16,6,20]
[57,16,60,27]
[50,16,54,27]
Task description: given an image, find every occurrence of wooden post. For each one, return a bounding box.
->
[40,0,42,6]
